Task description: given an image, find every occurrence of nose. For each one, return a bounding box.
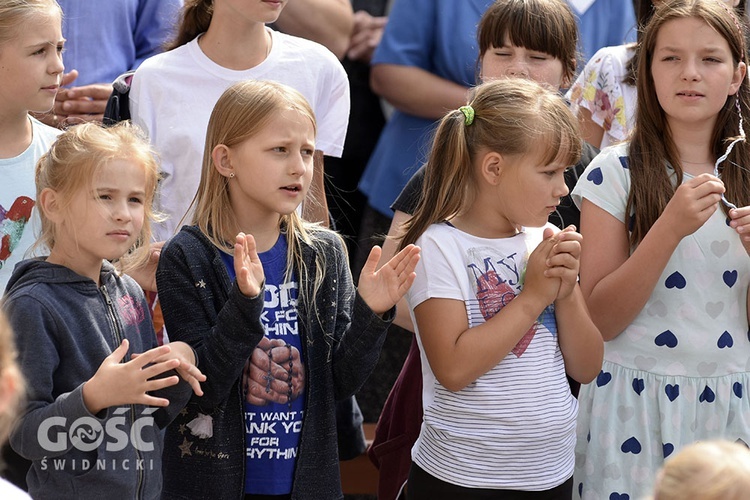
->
[554,176,569,199]
[290,152,311,177]
[112,199,132,222]
[680,58,700,81]
[49,51,64,77]
[505,58,529,78]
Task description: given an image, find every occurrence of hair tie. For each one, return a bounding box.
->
[459,105,475,126]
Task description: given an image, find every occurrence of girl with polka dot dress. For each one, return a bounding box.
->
[573,1,750,498]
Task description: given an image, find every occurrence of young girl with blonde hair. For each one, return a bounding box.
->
[156,79,420,499]
[3,122,205,499]
[398,78,602,498]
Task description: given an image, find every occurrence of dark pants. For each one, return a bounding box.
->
[406,463,573,500]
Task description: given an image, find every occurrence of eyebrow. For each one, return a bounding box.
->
[25,38,66,49]
[96,187,146,196]
[656,46,725,53]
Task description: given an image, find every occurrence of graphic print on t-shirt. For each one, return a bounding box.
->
[0,196,34,268]
[466,247,546,357]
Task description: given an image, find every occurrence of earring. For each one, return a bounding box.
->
[229,172,235,178]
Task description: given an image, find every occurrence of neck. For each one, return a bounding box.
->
[669,119,716,175]
[200,21,270,70]
[46,247,103,286]
[451,201,520,239]
[0,112,33,159]
[227,214,282,254]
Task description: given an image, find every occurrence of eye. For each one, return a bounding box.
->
[273,146,288,153]
[56,44,65,55]
[32,47,46,56]
[704,57,721,63]
[530,54,549,61]
[661,55,679,62]
[129,196,144,204]
[301,148,314,156]
[494,51,511,57]
[98,194,112,200]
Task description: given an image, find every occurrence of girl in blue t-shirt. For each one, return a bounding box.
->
[155,79,420,499]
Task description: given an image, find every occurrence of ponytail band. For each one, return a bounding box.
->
[459,105,475,126]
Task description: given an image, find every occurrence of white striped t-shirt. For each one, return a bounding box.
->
[406,222,577,491]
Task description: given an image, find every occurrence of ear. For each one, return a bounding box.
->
[212,144,234,178]
[38,187,64,224]
[479,151,505,186]
[729,61,747,96]
[561,59,577,89]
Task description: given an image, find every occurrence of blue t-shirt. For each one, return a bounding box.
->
[220,234,306,495]
[358,0,493,218]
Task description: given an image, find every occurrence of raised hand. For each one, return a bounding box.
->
[83,339,183,414]
[234,232,265,297]
[124,240,164,292]
[357,244,421,316]
[729,206,750,255]
[660,173,724,240]
[544,226,582,301]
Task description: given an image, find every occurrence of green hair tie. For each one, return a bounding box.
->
[458,105,475,126]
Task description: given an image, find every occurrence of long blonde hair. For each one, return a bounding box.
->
[192,80,345,339]
[0,0,61,47]
[399,78,581,250]
[35,122,161,273]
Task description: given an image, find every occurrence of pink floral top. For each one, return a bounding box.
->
[567,44,637,149]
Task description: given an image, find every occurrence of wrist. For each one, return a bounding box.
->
[82,379,106,415]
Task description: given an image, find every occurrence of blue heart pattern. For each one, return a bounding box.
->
[724,270,738,288]
[699,385,715,403]
[618,156,630,169]
[663,443,674,458]
[621,436,641,454]
[734,382,743,398]
[718,331,733,349]
[632,378,644,396]
[655,330,678,348]
[597,371,612,387]
[609,494,630,500]
[587,167,603,185]
[665,384,680,401]
[665,272,686,289]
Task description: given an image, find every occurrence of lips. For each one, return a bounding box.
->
[677,90,704,97]
[281,184,302,192]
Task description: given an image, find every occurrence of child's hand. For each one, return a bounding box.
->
[125,241,164,292]
[235,232,265,297]
[729,206,750,255]
[243,338,305,405]
[132,341,206,397]
[83,339,182,415]
[661,173,724,240]
[544,226,582,301]
[523,234,560,308]
[358,244,421,316]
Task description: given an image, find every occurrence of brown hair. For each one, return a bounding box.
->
[477,0,579,85]
[399,78,581,250]
[166,0,213,50]
[0,0,62,46]
[35,122,161,272]
[627,0,750,246]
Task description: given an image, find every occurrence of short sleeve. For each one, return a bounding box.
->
[571,143,632,224]
[406,226,465,310]
[371,0,435,70]
[567,45,634,146]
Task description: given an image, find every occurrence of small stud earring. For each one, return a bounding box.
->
[229,172,235,178]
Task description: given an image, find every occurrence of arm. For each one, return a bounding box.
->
[413,236,560,392]
[370,64,469,120]
[301,150,330,227]
[543,227,603,383]
[274,0,354,59]
[727,206,750,323]
[577,108,606,150]
[579,174,725,340]
[156,234,265,409]
[378,210,414,331]
[347,10,388,63]
[330,239,420,399]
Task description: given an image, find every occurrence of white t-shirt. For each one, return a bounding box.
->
[406,222,577,491]
[0,117,60,291]
[130,28,350,240]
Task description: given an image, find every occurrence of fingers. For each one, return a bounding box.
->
[131,344,173,369]
[60,70,78,88]
[107,339,130,364]
[361,245,383,277]
[177,366,205,396]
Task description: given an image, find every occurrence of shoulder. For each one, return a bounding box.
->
[162,226,214,260]
[30,117,61,146]
[134,42,191,76]
[584,44,634,72]
[272,30,341,66]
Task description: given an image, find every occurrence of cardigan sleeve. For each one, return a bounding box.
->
[325,235,395,400]
[156,235,266,410]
